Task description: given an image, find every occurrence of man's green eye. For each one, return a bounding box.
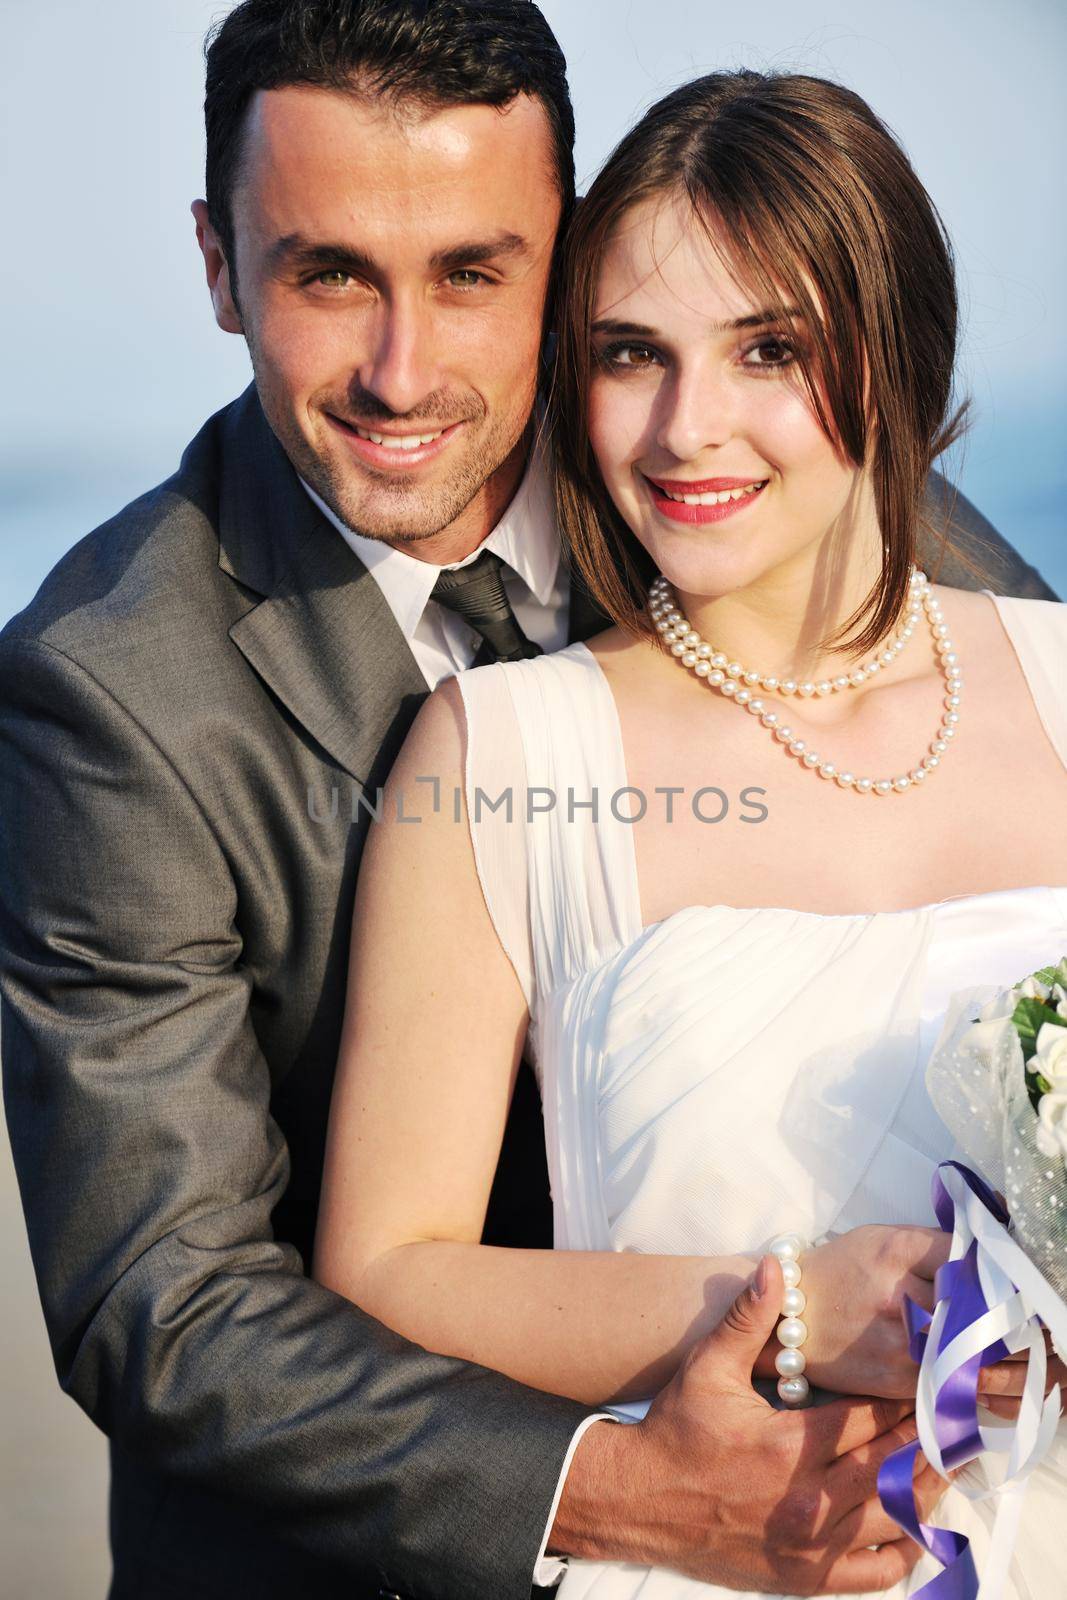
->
[448,270,484,288]
[316,271,350,287]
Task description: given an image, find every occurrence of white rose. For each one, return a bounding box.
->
[1034,1021,1067,1089]
[1054,981,1067,1019]
[1016,975,1051,1003]
[1035,1092,1067,1161]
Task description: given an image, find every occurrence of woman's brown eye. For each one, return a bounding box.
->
[748,338,794,366]
[610,345,657,367]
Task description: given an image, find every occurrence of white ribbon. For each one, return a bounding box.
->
[915,1165,1067,1599]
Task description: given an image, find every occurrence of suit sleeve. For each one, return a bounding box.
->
[922,470,1059,599]
[0,635,588,1600]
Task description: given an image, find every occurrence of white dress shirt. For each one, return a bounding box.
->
[301,440,571,688]
[300,447,613,1586]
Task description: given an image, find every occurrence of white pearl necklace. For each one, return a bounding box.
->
[649,568,962,795]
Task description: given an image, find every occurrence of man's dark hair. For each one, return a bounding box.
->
[204,0,575,278]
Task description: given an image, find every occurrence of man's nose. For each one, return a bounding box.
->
[358,298,441,419]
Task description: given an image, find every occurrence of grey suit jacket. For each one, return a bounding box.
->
[0,385,1055,1600]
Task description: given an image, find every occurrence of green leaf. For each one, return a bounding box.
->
[1030,966,1059,987]
[1025,1064,1053,1114]
[1012,996,1066,1064]
[1025,958,1067,990]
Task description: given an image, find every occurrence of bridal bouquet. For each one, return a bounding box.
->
[926,957,1067,1302]
[878,960,1067,1600]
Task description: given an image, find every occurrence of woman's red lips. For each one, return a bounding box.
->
[644,474,766,494]
[643,474,769,525]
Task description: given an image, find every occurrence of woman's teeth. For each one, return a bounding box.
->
[659,481,765,506]
[354,427,446,450]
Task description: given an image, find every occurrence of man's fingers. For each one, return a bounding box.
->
[829,1418,928,1508]
[697,1254,786,1384]
[826,1490,925,1552]
[818,1534,921,1593]
[808,1395,917,1459]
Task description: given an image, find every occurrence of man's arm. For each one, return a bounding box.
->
[0,635,588,1600]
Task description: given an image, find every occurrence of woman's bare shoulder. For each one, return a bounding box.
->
[386,676,466,796]
[578,623,663,680]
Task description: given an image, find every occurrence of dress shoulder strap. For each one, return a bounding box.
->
[454,644,643,1043]
[988,593,1067,771]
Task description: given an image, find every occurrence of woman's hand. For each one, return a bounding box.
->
[977,1332,1067,1419]
[776,1225,949,1399]
[766,1225,1067,1415]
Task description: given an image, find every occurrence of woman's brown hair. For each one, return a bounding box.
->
[551,69,971,659]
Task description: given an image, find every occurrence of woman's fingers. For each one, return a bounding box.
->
[903,1271,936,1315]
[978,1353,1067,1399]
[897,1226,952,1280]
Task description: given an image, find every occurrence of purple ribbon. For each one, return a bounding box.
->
[876,1162,1017,1599]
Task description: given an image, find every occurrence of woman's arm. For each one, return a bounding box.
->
[312,678,952,1406]
[313,677,759,1406]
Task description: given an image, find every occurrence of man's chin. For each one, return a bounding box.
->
[315,478,478,545]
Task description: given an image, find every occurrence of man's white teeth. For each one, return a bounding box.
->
[662,482,765,505]
[355,427,445,450]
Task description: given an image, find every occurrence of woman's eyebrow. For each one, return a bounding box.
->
[729,307,804,330]
[591,308,804,337]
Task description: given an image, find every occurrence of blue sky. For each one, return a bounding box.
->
[1,0,1063,624]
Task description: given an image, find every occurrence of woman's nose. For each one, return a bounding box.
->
[655,360,736,462]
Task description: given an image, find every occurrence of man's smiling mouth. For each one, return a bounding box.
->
[326,413,466,470]
[352,426,447,451]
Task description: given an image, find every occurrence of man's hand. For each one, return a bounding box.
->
[550,1256,944,1595]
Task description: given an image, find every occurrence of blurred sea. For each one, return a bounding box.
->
[1,413,1064,630]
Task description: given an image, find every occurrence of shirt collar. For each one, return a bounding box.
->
[299,434,561,646]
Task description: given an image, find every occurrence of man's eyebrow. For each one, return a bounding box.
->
[428,232,531,272]
[591,308,804,337]
[266,234,376,275]
[265,231,531,276]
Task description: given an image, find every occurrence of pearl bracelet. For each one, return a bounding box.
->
[770,1234,810,1407]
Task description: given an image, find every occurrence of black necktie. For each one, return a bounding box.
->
[430,549,544,665]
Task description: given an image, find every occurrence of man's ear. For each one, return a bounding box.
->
[191,200,243,334]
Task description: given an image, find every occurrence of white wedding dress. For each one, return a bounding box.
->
[454,591,1067,1600]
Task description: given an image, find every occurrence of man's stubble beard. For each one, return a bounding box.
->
[245,327,535,546]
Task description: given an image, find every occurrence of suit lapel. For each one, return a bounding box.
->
[216,387,429,788]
